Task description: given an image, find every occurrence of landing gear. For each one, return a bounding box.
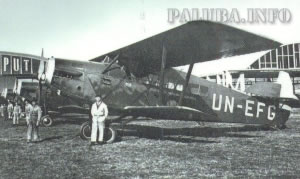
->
[41,115,54,127]
[80,121,117,143]
[263,122,287,130]
[269,123,287,130]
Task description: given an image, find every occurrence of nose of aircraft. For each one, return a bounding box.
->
[38,57,55,84]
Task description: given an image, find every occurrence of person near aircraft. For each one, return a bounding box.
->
[7,101,13,120]
[2,104,8,121]
[0,104,3,117]
[13,102,22,125]
[90,95,108,145]
[26,99,42,143]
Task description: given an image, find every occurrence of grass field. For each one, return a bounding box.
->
[0,115,300,178]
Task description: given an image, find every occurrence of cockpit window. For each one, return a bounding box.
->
[53,68,82,79]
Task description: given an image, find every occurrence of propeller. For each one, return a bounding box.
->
[38,48,46,106]
[37,48,57,115]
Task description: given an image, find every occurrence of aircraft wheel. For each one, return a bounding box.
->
[41,115,53,127]
[80,121,91,140]
[104,126,117,143]
[80,122,117,143]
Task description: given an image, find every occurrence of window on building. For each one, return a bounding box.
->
[296,44,300,52]
[260,56,265,68]
[290,56,294,68]
[283,45,288,55]
[277,44,296,69]
[289,44,294,54]
[250,61,259,69]
[278,48,282,55]
[266,53,271,68]
[296,54,300,67]
[295,44,300,68]
[271,50,277,68]
[284,56,289,68]
[278,56,283,69]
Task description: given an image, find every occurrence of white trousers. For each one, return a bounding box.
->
[8,112,13,119]
[27,116,39,141]
[91,117,105,142]
[13,112,20,124]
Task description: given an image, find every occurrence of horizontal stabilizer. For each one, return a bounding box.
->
[245,82,281,98]
[245,71,298,101]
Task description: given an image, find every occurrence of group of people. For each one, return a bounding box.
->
[0,99,42,143]
[0,100,22,125]
[0,95,108,145]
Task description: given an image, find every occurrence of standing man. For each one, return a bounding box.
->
[7,101,13,120]
[90,95,108,145]
[2,104,8,121]
[13,102,22,125]
[0,104,4,118]
[25,99,42,143]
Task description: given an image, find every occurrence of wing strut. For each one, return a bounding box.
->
[159,46,167,105]
[178,63,194,105]
[101,55,119,74]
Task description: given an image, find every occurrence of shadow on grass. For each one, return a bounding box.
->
[116,124,266,143]
[39,136,63,142]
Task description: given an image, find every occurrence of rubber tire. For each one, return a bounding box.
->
[79,121,117,143]
[41,115,53,127]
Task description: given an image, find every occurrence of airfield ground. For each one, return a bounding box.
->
[0,114,300,179]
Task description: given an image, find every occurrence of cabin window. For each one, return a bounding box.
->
[176,84,183,91]
[54,70,74,79]
[198,85,208,96]
[167,82,175,89]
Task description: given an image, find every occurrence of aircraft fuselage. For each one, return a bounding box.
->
[47,58,290,127]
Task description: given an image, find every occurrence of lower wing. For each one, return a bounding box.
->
[121,106,217,122]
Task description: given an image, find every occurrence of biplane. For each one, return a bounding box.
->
[11,21,297,143]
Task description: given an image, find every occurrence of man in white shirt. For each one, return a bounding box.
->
[90,95,108,145]
[7,101,13,120]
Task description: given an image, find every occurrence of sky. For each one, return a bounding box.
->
[0,0,299,76]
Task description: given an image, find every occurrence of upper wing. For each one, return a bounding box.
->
[90,21,281,77]
[120,106,217,122]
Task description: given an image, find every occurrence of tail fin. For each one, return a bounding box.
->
[276,71,298,100]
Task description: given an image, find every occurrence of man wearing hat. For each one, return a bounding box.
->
[26,99,42,143]
[90,95,108,145]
